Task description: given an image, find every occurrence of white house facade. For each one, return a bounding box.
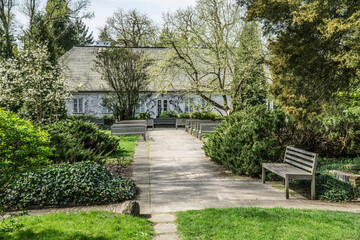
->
[61,46,228,118]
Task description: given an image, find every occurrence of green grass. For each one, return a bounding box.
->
[0,211,153,240]
[201,133,211,139]
[176,207,360,240]
[101,130,139,165]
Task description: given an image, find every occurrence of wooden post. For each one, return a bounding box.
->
[262,166,265,184]
[311,175,315,200]
[285,175,289,199]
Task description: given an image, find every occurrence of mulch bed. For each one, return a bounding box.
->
[105,162,134,179]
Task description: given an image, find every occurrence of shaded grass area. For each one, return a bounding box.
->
[101,130,139,166]
[176,207,360,240]
[0,211,153,240]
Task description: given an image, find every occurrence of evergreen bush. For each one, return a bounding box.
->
[0,162,138,209]
[137,112,151,119]
[203,105,293,177]
[178,112,190,119]
[43,120,121,164]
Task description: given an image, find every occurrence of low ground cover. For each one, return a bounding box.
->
[176,207,360,240]
[0,211,153,240]
[0,162,138,209]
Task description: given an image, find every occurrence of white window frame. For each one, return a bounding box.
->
[73,98,84,113]
[184,98,194,113]
[136,101,146,114]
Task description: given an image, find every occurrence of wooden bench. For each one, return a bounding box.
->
[192,120,215,136]
[185,119,198,132]
[154,118,176,127]
[262,146,318,199]
[197,123,221,139]
[111,123,146,140]
[115,119,154,130]
[176,119,187,130]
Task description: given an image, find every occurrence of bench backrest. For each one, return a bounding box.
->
[154,118,177,125]
[195,120,215,131]
[116,120,146,124]
[284,146,318,175]
[176,118,187,126]
[199,123,220,132]
[111,124,145,135]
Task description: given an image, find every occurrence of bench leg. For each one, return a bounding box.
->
[311,176,315,200]
[262,167,265,183]
[285,175,289,199]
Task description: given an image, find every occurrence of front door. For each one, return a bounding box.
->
[157,99,168,117]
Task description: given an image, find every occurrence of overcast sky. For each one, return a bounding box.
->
[83,0,197,40]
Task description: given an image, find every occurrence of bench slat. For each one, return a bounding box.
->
[287,148,316,162]
[287,146,317,158]
[262,163,312,178]
[284,158,313,172]
[285,154,313,169]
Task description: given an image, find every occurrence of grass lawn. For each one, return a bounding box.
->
[101,130,139,165]
[176,207,360,240]
[0,211,153,240]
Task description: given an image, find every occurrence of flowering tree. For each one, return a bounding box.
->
[0,44,71,124]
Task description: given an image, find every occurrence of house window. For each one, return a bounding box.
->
[73,98,84,113]
[185,98,194,113]
[136,101,146,114]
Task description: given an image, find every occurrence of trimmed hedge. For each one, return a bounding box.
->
[0,162,138,209]
[43,120,121,164]
[203,105,292,177]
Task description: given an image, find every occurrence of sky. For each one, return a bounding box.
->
[83,0,198,41]
[14,0,197,42]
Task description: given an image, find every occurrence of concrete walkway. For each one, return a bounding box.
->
[133,128,360,214]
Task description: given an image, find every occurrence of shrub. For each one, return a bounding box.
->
[0,162,138,209]
[316,174,358,202]
[43,120,121,164]
[137,112,151,119]
[190,112,221,120]
[103,114,115,126]
[0,109,51,188]
[315,106,360,157]
[159,110,178,118]
[203,105,293,177]
[178,112,190,118]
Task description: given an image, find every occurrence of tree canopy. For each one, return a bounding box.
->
[103,8,158,47]
[239,0,360,121]
[150,0,267,115]
[94,47,151,120]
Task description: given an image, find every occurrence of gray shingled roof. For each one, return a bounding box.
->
[60,46,188,92]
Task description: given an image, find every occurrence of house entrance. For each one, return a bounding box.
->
[157,99,168,117]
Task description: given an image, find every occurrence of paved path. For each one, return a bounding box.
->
[133,128,360,239]
[133,128,360,215]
